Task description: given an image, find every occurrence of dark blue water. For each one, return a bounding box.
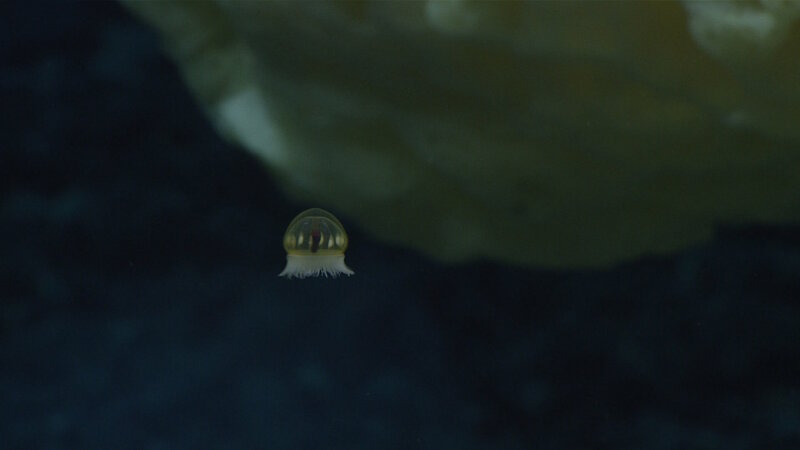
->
[2,2,800,449]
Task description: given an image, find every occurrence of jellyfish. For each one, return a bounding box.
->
[278,208,354,279]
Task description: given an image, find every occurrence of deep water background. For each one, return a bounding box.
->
[3,2,800,449]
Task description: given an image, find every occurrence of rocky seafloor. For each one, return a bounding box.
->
[2,2,800,449]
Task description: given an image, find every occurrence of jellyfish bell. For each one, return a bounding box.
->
[279,208,354,279]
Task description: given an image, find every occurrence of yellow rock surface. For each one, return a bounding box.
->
[123,0,800,267]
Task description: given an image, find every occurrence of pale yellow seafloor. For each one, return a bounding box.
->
[122,0,800,268]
